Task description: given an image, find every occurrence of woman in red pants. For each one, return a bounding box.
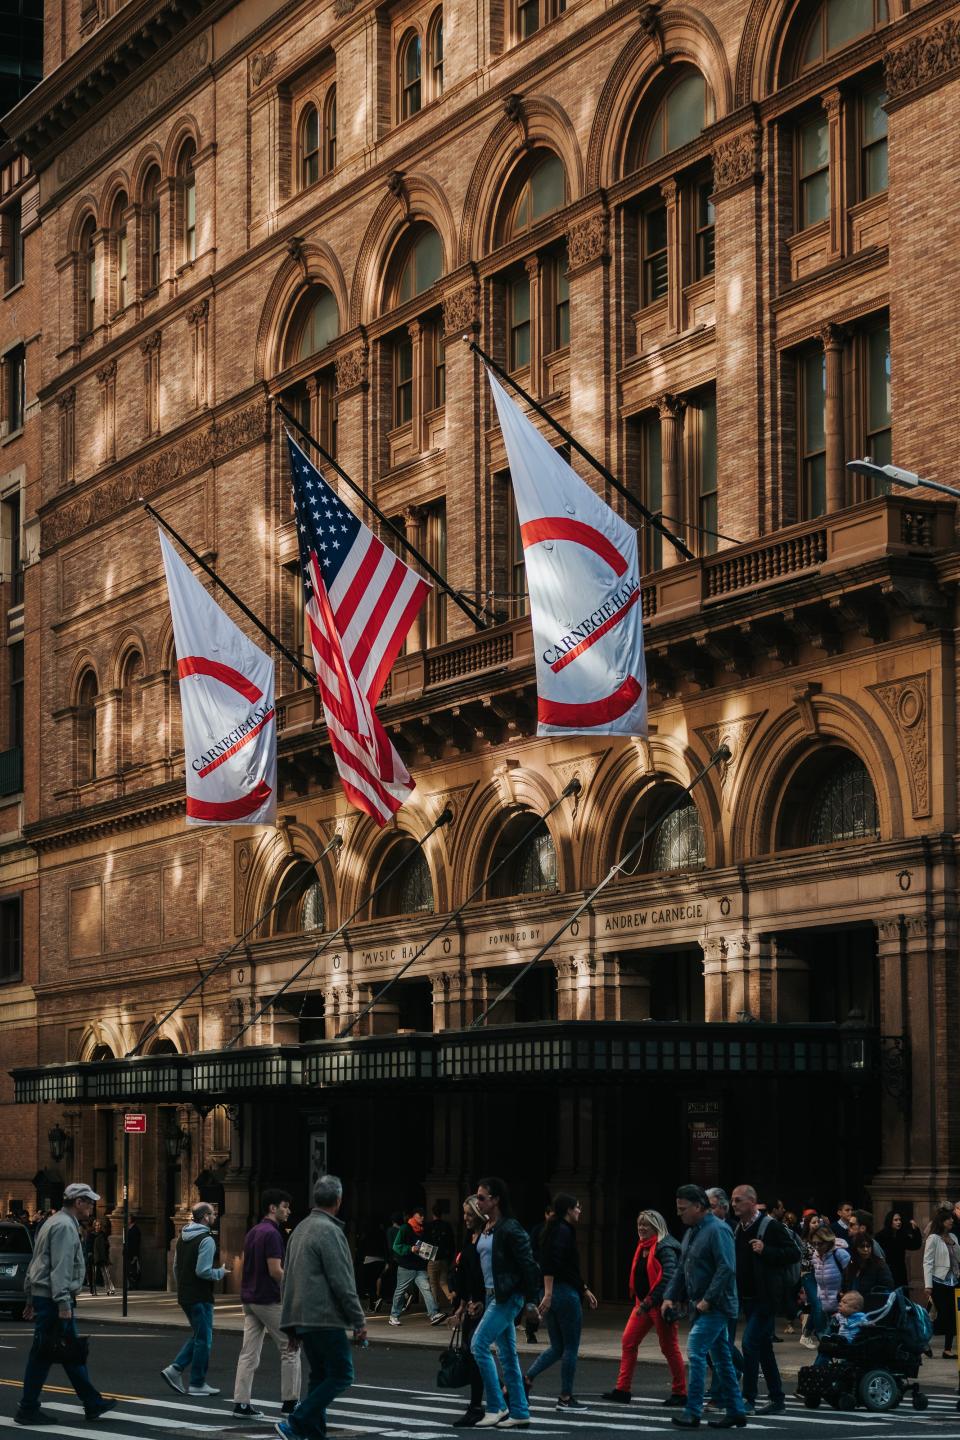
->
[603,1210,686,1406]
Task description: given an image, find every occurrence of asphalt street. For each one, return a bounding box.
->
[0,1320,957,1440]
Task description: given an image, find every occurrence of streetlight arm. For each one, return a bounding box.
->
[847,458,960,499]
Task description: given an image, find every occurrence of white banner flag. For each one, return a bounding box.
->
[487,370,647,737]
[159,530,277,825]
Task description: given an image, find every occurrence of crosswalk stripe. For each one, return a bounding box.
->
[0,1419,158,1440]
[43,1400,224,1431]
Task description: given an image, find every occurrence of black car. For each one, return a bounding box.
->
[0,1221,33,1319]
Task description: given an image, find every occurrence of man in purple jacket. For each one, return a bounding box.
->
[231,1190,302,1419]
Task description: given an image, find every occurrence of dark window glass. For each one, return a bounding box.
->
[394,335,413,425]
[7,202,23,289]
[809,757,879,844]
[374,838,434,915]
[489,816,557,898]
[324,87,337,173]
[0,896,21,983]
[798,116,829,229]
[400,31,422,119]
[695,181,715,279]
[860,86,888,198]
[643,205,668,304]
[301,105,320,188]
[652,802,706,870]
[509,276,530,369]
[517,0,539,39]
[800,347,826,518]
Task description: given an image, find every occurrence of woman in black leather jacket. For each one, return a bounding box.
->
[471,1176,540,1428]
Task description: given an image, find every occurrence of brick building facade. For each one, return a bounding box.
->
[1,0,959,1291]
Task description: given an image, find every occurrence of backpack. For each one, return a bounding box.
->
[899,1292,934,1353]
[757,1215,802,1298]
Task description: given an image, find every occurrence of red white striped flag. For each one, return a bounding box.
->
[286,434,430,824]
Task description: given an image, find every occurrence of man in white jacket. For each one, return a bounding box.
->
[17,1182,114,1428]
[161,1202,231,1397]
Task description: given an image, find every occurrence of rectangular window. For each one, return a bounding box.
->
[5,202,23,289]
[550,251,570,350]
[184,178,196,263]
[9,641,23,750]
[642,204,668,305]
[860,86,888,198]
[695,181,715,279]
[865,323,891,474]
[117,228,128,311]
[431,323,446,410]
[798,115,830,229]
[546,0,566,16]
[5,346,25,436]
[149,204,161,289]
[0,896,21,984]
[394,335,413,426]
[509,276,531,370]
[5,491,22,604]
[799,347,827,517]
[692,393,718,556]
[517,0,539,39]
[424,501,447,646]
[641,416,663,573]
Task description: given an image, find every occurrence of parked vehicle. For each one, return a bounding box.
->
[0,1221,33,1319]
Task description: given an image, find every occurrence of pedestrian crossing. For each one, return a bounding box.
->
[2,1378,959,1440]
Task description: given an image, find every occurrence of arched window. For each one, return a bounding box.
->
[399,30,422,120]
[120,651,144,769]
[111,192,128,313]
[488,814,558,898]
[323,87,337,174]
[428,9,443,97]
[505,152,567,239]
[167,662,182,757]
[274,858,326,933]
[300,105,320,189]
[799,0,888,71]
[142,167,161,290]
[809,756,879,844]
[643,70,709,164]
[372,837,434,916]
[651,801,706,871]
[495,152,569,377]
[79,216,96,336]
[147,1036,178,1057]
[395,225,443,305]
[77,670,98,783]
[177,141,197,264]
[296,286,340,362]
[90,1043,114,1062]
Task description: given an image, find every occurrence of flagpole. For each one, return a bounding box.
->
[225,807,454,1049]
[276,403,490,632]
[124,835,343,1059]
[470,745,730,1028]
[337,779,581,1040]
[144,499,316,687]
[465,338,695,564]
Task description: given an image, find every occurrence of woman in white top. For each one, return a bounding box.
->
[923,1206,960,1358]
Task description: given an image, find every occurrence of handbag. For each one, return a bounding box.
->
[437,1325,471,1389]
[40,1321,90,1368]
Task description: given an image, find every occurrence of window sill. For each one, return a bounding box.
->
[0,427,24,447]
[2,280,24,301]
[631,297,668,355]
[786,218,832,283]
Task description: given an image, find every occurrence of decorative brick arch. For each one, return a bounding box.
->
[97,169,132,229]
[111,628,149,690]
[254,240,349,382]
[137,1014,192,1055]
[335,798,451,918]
[586,5,733,191]
[729,696,903,860]
[77,1021,127,1061]
[67,653,100,708]
[67,196,99,253]
[733,0,899,105]
[130,143,164,202]
[349,173,457,328]
[162,115,202,177]
[240,821,341,937]
[456,768,574,903]
[458,98,583,266]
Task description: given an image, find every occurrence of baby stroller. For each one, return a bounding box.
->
[796,1289,933,1413]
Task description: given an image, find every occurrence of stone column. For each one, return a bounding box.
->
[565,210,610,472]
[615,955,651,1020]
[661,178,682,336]
[657,393,685,567]
[408,319,424,453]
[57,387,75,486]
[140,330,161,436]
[96,359,116,466]
[770,938,810,1021]
[334,339,368,505]
[822,323,846,512]
[525,256,542,397]
[701,937,727,1022]
[188,299,209,410]
[822,88,844,261]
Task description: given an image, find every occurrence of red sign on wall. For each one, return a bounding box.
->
[123,1114,147,1134]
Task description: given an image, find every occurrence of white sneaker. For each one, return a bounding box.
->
[388,1316,401,1326]
[188,1384,221,1396]
[476,1412,508,1427]
[799,1334,818,1350]
[161,1366,185,1394]
[429,1312,446,1325]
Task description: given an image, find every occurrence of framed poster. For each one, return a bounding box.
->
[309,1130,328,1193]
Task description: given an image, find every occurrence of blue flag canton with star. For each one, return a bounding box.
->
[286,434,362,599]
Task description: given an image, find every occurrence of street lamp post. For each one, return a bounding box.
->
[847,458,960,500]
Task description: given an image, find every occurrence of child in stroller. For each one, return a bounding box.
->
[796,1287,932,1413]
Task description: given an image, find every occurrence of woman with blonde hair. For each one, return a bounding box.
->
[447,1194,488,1427]
[603,1209,686,1406]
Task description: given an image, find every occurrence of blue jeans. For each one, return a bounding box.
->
[470,1291,529,1419]
[21,1297,103,1415]
[290,1327,353,1439]
[526,1282,582,1396]
[741,1299,784,1406]
[686,1310,744,1419]
[802,1273,827,1336]
[172,1301,214,1387]
[390,1266,438,1319]
[707,1314,742,1397]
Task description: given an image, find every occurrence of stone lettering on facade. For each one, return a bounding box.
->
[486,927,541,947]
[602,901,704,932]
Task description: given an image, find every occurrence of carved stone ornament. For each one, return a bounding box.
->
[57,386,76,411]
[234,838,253,932]
[187,298,210,326]
[548,749,607,825]
[335,346,367,394]
[791,681,821,735]
[711,127,762,198]
[41,398,271,551]
[95,359,116,384]
[139,329,161,357]
[566,213,609,272]
[868,673,930,817]
[442,284,478,336]
[884,19,960,103]
[694,713,765,800]
[250,49,278,88]
[333,0,357,14]
[427,782,476,859]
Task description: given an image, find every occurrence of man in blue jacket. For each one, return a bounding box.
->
[663,1185,746,1430]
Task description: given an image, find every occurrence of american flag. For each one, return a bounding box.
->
[286,433,430,824]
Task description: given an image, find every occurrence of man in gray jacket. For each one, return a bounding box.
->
[663,1184,746,1430]
[276,1174,367,1440]
[17,1182,114,1427]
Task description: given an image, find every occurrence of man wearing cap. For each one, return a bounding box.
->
[16,1182,114,1427]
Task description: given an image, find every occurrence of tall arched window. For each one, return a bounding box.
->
[274,858,326,933]
[809,756,879,844]
[643,70,709,163]
[300,105,320,189]
[506,152,567,238]
[396,226,443,305]
[385,225,446,454]
[77,670,98,783]
[651,801,706,871]
[111,193,128,313]
[323,87,337,174]
[177,141,197,264]
[488,814,557,898]
[495,151,569,379]
[79,216,96,336]
[799,0,888,71]
[142,167,161,291]
[399,30,422,120]
[120,650,144,769]
[372,837,434,916]
[296,286,340,362]
[428,10,443,97]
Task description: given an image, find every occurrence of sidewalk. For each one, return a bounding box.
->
[70,1291,960,1386]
